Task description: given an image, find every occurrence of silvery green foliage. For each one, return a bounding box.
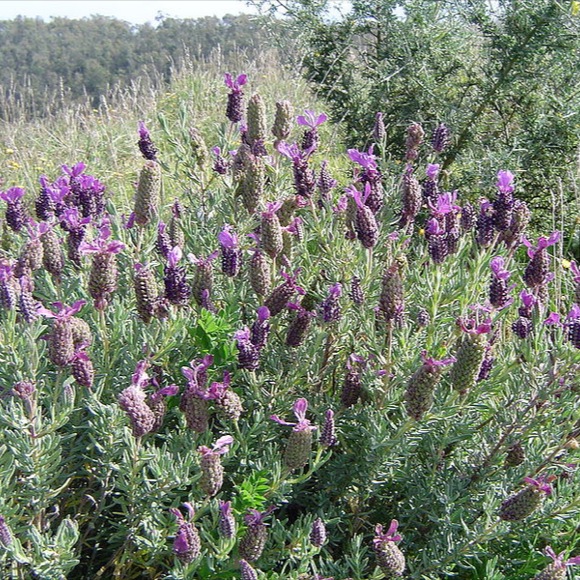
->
[0,71,579,580]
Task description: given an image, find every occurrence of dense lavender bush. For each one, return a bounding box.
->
[0,65,578,580]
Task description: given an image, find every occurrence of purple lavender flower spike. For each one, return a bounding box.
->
[212,145,229,175]
[425,217,448,264]
[489,256,513,309]
[320,409,337,447]
[218,500,236,539]
[79,223,124,310]
[0,187,27,232]
[346,183,379,249]
[320,282,342,323]
[156,222,171,258]
[164,246,191,305]
[522,231,560,290]
[277,141,316,197]
[373,111,385,142]
[297,109,327,152]
[137,121,158,161]
[224,72,247,123]
[170,505,201,563]
[0,516,12,548]
[235,327,261,370]
[219,225,241,277]
[431,123,450,153]
[567,304,580,348]
[250,306,271,350]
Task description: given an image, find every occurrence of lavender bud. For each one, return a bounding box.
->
[171,507,201,563]
[405,123,424,161]
[476,201,495,248]
[189,127,209,168]
[399,168,422,230]
[264,272,301,318]
[272,100,293,144]
[239,514,268,562]
[378,263,404,323]
[373,112,385,142]
[350,276,364,305]
[17,281,39,324]
[137,121,158,161]
[134,263,159,323]
[70,316,92,349]
[48,319,75,367]
[0,516,12,547]
[156,222,171,258]
[504,442,525,468]
[227,91,244,124]
[286,304,314,348]
[320,283,342,323]
[320,409,337,447]
[250,306,271,350]
[249,249,271,297]
[310,518,327,547]
[373,521,406,577]
[499,477,552,521]
[261,202,284,260]
[41,227,64,280]
[416,308,430,327]
[88,252,118,311]
[71,351,94,389]
[460,202,476,232]
[134,160,161,227]
[341,366,362,408]
[512,317,533,339]
[218,501,236,539]
[235,329,261,371]
[431,123,450,153]
[240,559,259,580]
[246,94,267,149]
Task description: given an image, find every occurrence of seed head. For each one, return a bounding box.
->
[272,100,293,144]
[134,160,161,226]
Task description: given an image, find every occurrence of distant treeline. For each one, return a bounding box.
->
[0,14,276,118]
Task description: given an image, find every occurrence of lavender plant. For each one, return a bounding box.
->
[0,64,578,580]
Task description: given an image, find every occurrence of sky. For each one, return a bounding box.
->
[0,1,261,25]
